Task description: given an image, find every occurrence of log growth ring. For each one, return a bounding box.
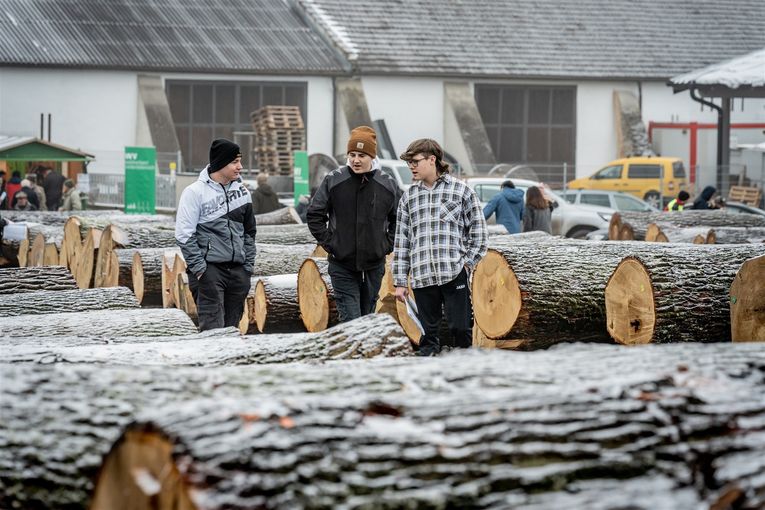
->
[253,279,268,333]
[472,249,521,339]
[297,258,329,332]
[605,257,656,345]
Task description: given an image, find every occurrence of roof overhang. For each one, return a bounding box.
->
[0,137,95,161]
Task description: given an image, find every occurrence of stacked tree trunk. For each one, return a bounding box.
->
[2,342,764,509]
[609,210,765,243]
[0,308,198,338]
[0,286,139,316]
[0,266,77,294]
[254,206,302,225]
[245,273,302,334]
[2,313,412,365]
[257,224,318,245]
[604,245,765,344]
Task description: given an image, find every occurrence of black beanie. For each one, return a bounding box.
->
[209,139,241,174]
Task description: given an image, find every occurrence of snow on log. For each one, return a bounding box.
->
[0,266,77,294]
[605,244,765,344]
[3,342,764,509]
[729,254,765,342]
[2,313,412,366]
[254,206,302,225]
[297,257,338,332]
[108,224,177,249]
[257,224,318,245]
[0,308,197,338]
[706,226,765,244]
[0,286,139,316]
[611,210,765,241]
[246,273,303,334]
[0,210,122,226]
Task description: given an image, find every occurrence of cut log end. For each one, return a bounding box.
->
[618,223,635,241]
[90,428,195,510]
[654,231,669,243]
[297,258,329,332]
[692,234,705,244]
[132,251,145,303]
[706,229,717,245]
[645,223,660,242]
[253,279,267,333]
[472,250,521,339]
[730,254,765,342]
[395,288,421,345]
[605,257,656,345]
[608,212,622,240]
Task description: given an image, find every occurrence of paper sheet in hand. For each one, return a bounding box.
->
[405,295,424,335]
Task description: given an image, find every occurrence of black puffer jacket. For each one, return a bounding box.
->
[307,166,400,271]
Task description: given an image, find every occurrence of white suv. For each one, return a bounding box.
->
[465,177,614,238]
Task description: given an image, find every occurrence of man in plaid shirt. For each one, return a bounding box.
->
[393,139,488,356]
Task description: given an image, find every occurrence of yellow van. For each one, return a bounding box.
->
[567,157,688,208]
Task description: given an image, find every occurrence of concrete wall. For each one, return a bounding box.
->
[0,68,336,174]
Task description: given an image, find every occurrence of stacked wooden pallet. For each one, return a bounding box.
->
[251,105,306,175]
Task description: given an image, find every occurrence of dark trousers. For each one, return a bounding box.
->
[328,260,385,323]
[188,262,251,331]
[413,269,473,354]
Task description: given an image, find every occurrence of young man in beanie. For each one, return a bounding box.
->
[175,138,257,331]
[393,139,488,356]
[307,126,401,322]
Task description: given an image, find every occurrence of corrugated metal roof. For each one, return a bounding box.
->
[299,0,765,79]
[670,48,765,89]
[0,0,348,74]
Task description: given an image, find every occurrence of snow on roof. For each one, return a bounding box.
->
[670,47,765,89]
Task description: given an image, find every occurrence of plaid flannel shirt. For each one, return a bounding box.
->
[393,173,488,289]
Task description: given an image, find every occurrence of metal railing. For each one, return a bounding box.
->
[86,173,177,211]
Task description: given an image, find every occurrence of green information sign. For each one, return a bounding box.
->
[293,150,309,207]
[124,146,156,214]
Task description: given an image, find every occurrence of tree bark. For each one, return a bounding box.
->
[618,210,765,229]
[257,224,318,245]
[253,243,316,277]
[254,206,302,225]
[108,223,177,249]
[0,286,139,316]
[729,254,765,342]
[246,273,304,334]
[605,245,765,344]
[115,249,136,290]
[3,342,763,509]
[1,210,123,226]
[0,308,197,338]
[297,257,338,332]
[706,226,765,244]
[3,313,412,365]
[0,265,77,294]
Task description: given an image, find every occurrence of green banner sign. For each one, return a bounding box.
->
[124,146,156,214]
[293,150,309,207]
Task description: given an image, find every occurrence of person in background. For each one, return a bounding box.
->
[0,170,6,203]
[522,185,553,234]
[483,180,524,234]
[252,173,282,215]
[175,139,256,331]
[692,186,719,210]
[12,179,40,210]
[12,191,37,211]
[25,174,47,211]
[59,179,82,211]
[665,190,690,211]
[393,138,488,356]
[43,167,66,211]
[4,171,22,210]
[307,126,400,323]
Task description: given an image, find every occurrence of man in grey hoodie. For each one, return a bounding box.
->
[483,180,525,234]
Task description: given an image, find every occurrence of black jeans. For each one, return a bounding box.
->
[328,260,385,323]
[188,262,251,331]
[413,269,473,354]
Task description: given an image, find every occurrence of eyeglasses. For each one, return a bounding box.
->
[406,157,428,168]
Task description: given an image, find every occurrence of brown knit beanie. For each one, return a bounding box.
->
[346,126,377,158]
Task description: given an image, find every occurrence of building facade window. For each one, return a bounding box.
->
[475,85,576,184]
[166,81,307,172]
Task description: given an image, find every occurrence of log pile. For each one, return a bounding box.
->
[0,266,77,294]
[0,286,139,316]
[605,245,765,344]
[609,210,765,244]
[2,343,764,509]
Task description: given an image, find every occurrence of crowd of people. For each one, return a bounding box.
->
[0,167,80,212]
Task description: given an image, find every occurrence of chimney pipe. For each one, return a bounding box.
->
[47,113,52,142]
[40,114,44,139]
